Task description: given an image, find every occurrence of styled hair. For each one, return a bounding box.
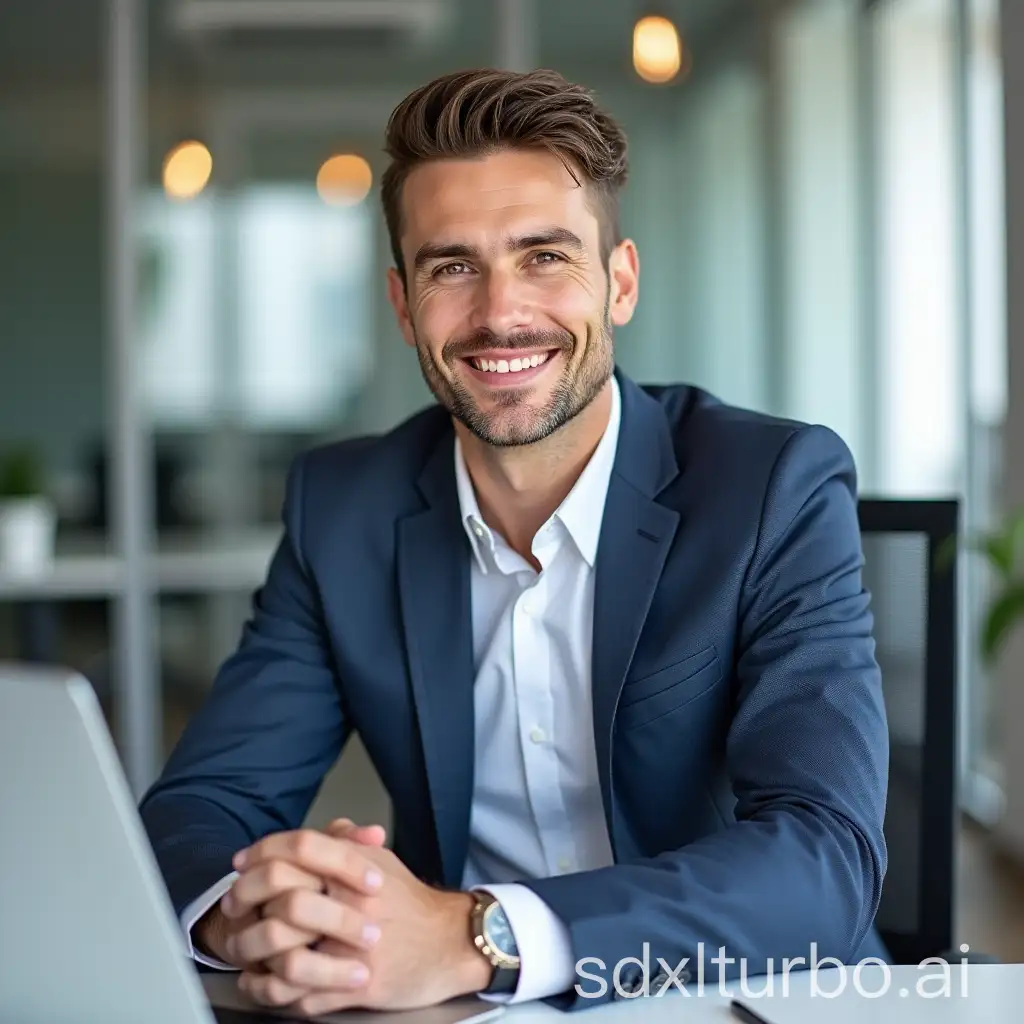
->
[380,68,629,281]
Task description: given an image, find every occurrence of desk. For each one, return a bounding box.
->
[500,966,1022,1022]
[0,528,280,600]
[202,966,1023,1023]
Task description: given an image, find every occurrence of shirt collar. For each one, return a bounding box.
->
[454,375,622,572]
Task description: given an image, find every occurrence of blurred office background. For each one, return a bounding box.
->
[4,0,1024,959]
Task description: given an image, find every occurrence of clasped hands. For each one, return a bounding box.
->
[201,819,490,1016]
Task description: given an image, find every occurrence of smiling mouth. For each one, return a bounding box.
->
[467,351,553,375]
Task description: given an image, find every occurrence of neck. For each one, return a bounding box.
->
[457,380,613,563]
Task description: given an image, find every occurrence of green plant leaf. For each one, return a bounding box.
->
[981,583,1024,666]
[940,512,1024,581]
[978,533,1017,579]
[0,447,45,498]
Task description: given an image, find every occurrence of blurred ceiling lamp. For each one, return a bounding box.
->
[317,154,373,206]
[633,14,688,84]
[162,140,213,200]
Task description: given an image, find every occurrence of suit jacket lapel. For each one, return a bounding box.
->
[396,431,476,888]
[591,373,681,851]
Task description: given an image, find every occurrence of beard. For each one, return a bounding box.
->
[414,299,614,448]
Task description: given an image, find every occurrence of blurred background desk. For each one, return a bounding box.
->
[0,527,280,603]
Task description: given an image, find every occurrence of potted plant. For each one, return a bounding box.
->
[0,446,57,577]
[940,512,1024,666]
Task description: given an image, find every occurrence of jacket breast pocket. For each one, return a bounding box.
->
[616,645,722,732]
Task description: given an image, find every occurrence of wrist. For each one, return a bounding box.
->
[194,905,230,963]
[440,891,493,996]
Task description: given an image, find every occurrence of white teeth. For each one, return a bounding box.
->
[473,352,551,374]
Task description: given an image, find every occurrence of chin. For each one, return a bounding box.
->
[472,407,562,447]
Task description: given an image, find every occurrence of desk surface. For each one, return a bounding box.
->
[204,966,1023,1023]
[500,965,1020,1023]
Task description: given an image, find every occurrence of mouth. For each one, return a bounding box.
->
[461,349,559,387]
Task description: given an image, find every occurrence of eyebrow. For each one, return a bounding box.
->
[413,227,585,270]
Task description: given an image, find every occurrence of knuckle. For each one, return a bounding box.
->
[293,831,316,860]
[264,919,291,949]
[265,860,289,889]
[327,900,350,930]
[278,949,306,983]
[332,842,351,873]
[265,977,295,1005]
[281,888,305,918]
[297,995,329,1016]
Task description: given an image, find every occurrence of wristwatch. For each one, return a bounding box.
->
[470,890,521,994]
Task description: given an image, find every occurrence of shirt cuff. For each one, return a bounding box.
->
[471,883,576,1004]
[180,870,240,970]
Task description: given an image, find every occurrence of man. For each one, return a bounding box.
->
[140,67,889,1017]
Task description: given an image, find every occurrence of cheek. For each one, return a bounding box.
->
[538,276,603,323]
[413,290,469,344]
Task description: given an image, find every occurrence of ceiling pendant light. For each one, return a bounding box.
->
[633,12,688,84]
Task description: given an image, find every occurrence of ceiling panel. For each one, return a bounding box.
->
[0,0,752,87]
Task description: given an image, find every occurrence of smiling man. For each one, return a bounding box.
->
[140,68,889,1017]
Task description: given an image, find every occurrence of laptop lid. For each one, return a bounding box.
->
[0,664,216,1024]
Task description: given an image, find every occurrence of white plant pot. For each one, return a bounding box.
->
[0,496,57,578]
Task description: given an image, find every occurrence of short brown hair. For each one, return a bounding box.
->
[380,68,629,282]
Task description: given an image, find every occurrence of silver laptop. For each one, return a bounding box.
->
[0,664,503,1024]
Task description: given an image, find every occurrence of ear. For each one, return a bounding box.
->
[387,266,417,348]
[607,239,640,327]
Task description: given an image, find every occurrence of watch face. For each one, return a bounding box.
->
[483,903,519,959]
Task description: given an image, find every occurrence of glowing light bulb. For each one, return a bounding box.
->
[317,154,373,206]
[162,141,213,200]
[633,15,686,84]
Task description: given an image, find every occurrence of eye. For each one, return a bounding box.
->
[435,261,472,277]
[532,251,564,265]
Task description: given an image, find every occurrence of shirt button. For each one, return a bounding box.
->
[529,726,546,744]
[558,858,573,873]
[472,522,484,537]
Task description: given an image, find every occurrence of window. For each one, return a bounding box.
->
[140,186,374,431]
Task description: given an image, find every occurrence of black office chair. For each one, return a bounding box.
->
[858,498,960,964]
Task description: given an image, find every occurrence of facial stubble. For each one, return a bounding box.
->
[413,295,614,448]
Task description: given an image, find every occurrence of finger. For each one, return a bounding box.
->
[218,909,260,967]
[234,831,384,895]
[263,887,382,951]
[327,818,387,847]
[222,860,324,919]
[238,970,307,1008]
[265,946,371,992]
[323,882,376,917]
[295,989,368,1016]
[228,914,318,965]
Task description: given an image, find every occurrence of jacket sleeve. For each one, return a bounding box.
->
[521,424,889,1010]
[138,453,349,918]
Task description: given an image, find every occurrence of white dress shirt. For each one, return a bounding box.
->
[180,377,621,1005]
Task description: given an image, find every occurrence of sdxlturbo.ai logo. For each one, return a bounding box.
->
[575,943,974,1000]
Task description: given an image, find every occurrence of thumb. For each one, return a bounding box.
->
[327,817,387,847]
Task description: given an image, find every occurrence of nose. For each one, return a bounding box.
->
[469,267,534,337]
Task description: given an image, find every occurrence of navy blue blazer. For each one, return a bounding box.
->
[140,370,889,1009]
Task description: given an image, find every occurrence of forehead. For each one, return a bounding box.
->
[399,149,599,247]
